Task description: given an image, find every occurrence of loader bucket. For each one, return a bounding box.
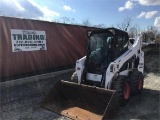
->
[42,80,119,120]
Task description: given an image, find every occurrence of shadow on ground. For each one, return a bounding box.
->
[114,88,160,120]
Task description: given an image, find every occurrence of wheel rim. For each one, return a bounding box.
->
[123,83,130,100]
[138,77,143,90]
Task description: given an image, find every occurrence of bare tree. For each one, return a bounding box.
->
[82,18,92,27]
[52,17,107,28]
[116,17,133,31]
[129,27,137,38]
[142,26,158,42]
[53,17,78,25]
[129,24,140,37]
[61,17,70,24]
[93,24,107,28]
[70,18,77,25]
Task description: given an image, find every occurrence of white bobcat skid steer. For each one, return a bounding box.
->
[42,28,144,120]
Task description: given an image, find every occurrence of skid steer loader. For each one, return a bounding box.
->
[42,28,144,120]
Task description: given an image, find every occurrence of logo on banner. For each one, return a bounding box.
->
[11,29,47,52]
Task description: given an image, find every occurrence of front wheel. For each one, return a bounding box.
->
[114,75,131,106]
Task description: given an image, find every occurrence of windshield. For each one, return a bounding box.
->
[87,32,113,73]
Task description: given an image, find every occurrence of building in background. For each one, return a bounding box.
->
[0,16,97,82]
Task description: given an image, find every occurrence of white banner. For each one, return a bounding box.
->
[11,29,47,52]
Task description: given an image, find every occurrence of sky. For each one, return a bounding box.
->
[0,0,160,31]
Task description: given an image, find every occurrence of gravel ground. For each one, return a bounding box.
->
[0,73,73,120]
[0,45,159,120]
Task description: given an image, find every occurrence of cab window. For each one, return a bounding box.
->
[115,34,128,58]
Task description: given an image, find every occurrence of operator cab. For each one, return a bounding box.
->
[84,28,129,86]
[86,28,129,74]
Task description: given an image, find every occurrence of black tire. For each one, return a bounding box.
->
[114,75,131,106]
[70,71,78,83]
[130,70,144,95]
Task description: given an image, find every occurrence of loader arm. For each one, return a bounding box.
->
[105,36,144,89]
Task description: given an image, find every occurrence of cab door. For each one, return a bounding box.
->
[114,33,129,59]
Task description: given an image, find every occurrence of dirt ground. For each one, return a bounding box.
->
[0,45,159,120]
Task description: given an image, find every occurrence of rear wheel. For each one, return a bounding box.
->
[130,70,144,95]
[114,75,130,106]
